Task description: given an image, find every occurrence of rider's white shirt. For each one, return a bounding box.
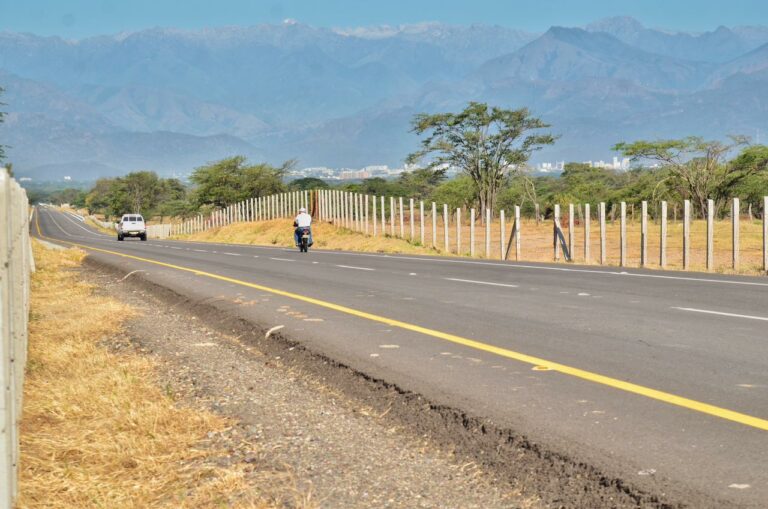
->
[295,212,312,227]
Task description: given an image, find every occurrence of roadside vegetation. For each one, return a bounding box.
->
[24,102,768,229]
[20,242,276,508]
[177,218,445,256]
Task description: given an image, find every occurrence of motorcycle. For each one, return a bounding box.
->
[297,227,311,252]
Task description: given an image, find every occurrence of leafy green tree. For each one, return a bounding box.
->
[85,178,116,215]
[355,177,403,196]
[729,145,768,216]
[398,168,446,198]
[50,188,87,206]
[191,156,289,208]
[614,136,750,218]
[115,171,164,216]
[409,102,555,218]
[429,176,476,210]
[289,177,329,190]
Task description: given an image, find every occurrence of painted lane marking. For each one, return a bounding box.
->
[672,307,768,322]
[57,209,110,237]
[32,222,768,432]
[445,278,518,288]
[158,238,768,287]
[222,252,241,256]
[270,257,295,262]
[193,249,208,253]
[336,264,375,271]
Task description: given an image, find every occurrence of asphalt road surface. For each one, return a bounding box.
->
[35,206,768,507]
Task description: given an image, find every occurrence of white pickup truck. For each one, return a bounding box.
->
[117,214,147,241]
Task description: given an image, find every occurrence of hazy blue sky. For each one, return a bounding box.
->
[1,0,766,38]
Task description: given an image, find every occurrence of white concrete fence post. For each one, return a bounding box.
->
[733,197,740,271]
[431,202,437,248]
[443,204,449,252]
[683,200,691,270]
[409,198,415,241]
[456,208,462,255]
[641,201,648,268]
[372,195,378,236]
[515,205,521,261]
[764,196,768,274]
[470,208,476,257]
[381,196,386,235]
[500,209,506,260]
[599,202,606,265]
[554,204,561,261]
[584,203,591,263]
[485,208,491,259]
[620,202,627,267]
[707,199,715,271]
[568,203,574,258]
[660,201,668,268]
[390,197,396,236]
[399,197,405,238]
[365,194,369,235]
[419,201,425,245]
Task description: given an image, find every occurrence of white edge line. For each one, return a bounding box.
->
[445,278,518,288]
[156,239,768,288]
[672,307,768,321]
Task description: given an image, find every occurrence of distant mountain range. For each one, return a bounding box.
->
[1,17,767,180]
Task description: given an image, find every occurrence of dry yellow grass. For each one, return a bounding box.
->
[178,219,448,256]
[177,215,767,276]
[20,241,275,508]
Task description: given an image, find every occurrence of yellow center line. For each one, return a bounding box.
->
[34,208,768,431]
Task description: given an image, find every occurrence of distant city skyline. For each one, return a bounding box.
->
[2,0,767,39]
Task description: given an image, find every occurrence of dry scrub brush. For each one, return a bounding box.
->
[19,242,276,508]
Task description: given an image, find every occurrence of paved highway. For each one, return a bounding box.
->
[35,206,768,507]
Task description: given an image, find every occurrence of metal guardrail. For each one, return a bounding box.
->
[0,168,34,509]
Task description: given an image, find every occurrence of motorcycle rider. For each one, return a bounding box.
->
[293,207,313,247]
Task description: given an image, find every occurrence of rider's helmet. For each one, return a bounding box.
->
[299,207,307,213]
